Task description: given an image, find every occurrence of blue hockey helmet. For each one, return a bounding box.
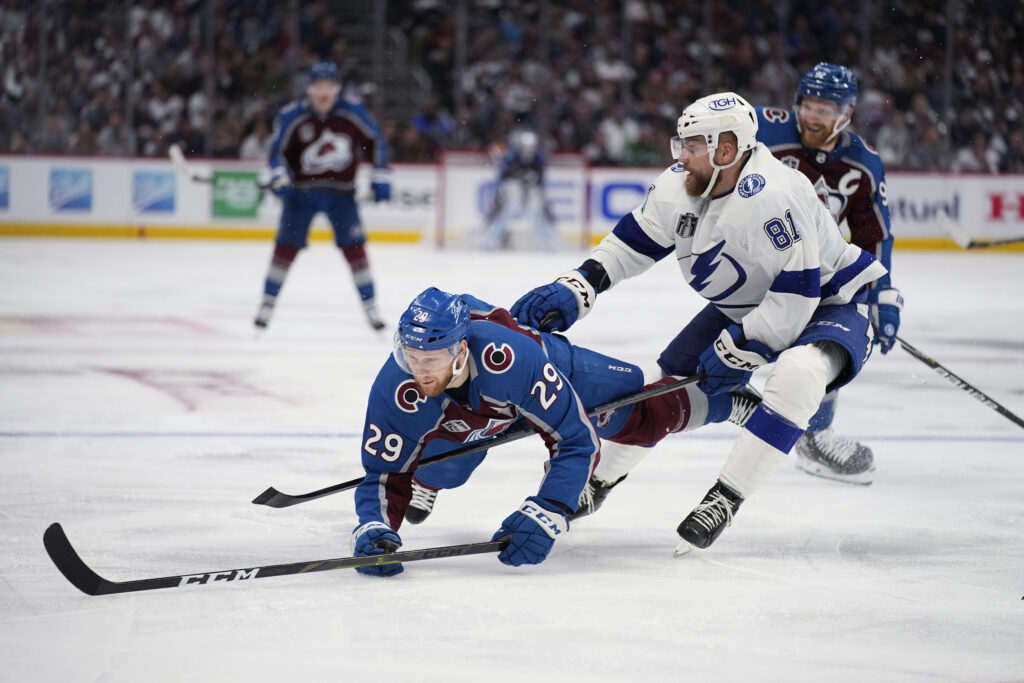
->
[396,287,470,352]
[796,62,858,110]
[308,61,341,84]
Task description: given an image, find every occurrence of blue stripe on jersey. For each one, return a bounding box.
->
[821,249,877,300]
[769,267,821,298]
[744,404,804,453]
[612,213,675,261]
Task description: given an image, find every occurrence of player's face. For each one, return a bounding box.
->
[308,80,341,115]
[676,136,713,197]
[797,96,846,149]
[403,344,463,397]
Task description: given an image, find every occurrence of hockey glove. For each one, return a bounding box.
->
[268,166,293,198]
[698,325,776,396]
[870,287,903,354]
[351,521,404,577]
[492,496,569,567]
[509,270,596,332]
[371,167,392,202]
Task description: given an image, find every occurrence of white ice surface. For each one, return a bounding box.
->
[1,238,1022,682]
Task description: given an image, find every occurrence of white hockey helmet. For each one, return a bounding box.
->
[672,92,758,197]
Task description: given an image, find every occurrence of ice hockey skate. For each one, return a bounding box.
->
[793,428,874,485]
[572,474,627,520]
[253,301,274,330]
[404,481,439,524]
[728,386,761,426]
[364,303,387,332]
[674,480,743,556]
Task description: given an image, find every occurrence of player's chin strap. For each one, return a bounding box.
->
[824,108,853,144]
[701,147,747,198]
[445,346,469,389]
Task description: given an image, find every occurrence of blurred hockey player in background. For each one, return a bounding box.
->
[482,129,557,251]
[756,62,902,484]
[351,287,757,576]
[254,61,392,332]
[511,92,886,554]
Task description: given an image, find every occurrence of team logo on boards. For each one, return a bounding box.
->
[49,168,92,211]
[737,174,766,198]
[132,170,176,213]
[0,166,8,209]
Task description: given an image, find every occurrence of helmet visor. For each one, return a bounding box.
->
[393,331,459,374]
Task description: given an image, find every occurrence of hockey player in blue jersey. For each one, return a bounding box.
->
[350,287,757,576]
[254,61,392,333]
[511,92,886,553]
[755,63,902,484]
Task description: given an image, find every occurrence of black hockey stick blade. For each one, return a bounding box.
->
[897,336,1024,429]
[44,522,509,596]
[252,374,704,508]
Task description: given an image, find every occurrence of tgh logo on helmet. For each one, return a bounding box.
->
[708,96,738,111]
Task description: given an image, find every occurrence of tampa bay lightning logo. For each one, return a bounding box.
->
[737,174,766,198]
[670,163,686,173]
[689,241,747,302]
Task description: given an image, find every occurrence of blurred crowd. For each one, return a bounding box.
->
[2,0,1023,172]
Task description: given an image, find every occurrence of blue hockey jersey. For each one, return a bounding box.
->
[354,295,601,530]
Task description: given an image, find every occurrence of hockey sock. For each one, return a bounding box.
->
[340,243,375,303]
[262,243,300,303]
[718,405,801,498]
[806,389,839,432]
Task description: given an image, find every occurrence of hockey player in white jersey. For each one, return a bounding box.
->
[511,92,885,552]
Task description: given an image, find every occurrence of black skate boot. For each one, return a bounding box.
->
[571,474,628,520]
[674,480,743,555]
[364,304,386,332]
[253,301,274,330]
[404,480,438,524]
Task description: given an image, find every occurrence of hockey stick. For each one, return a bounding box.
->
[43,522,509,596]
[168,143,276,190]
[897,336,1024,429]
[252,374,705,508]
[937,212,1024,250]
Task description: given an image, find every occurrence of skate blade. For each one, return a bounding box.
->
[795,459,873,486]
[673,539,697,558]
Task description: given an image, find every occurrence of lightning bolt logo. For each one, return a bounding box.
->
[689,240,748,302]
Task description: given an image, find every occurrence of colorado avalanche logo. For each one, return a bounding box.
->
[482,342,515,374]
[300,129,354,174]
[395,380,427,413]
[762,107,790,123]
[737,174,766,198]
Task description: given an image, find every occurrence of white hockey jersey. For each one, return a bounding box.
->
[591,143,886,352]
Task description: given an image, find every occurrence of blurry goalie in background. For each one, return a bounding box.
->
[254,60,392,333]
[482,129,557,251]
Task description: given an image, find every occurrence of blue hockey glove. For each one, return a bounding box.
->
[509,270,596,332]
[371,167,392,202]
[491,496,569,567]
[351,521,404,577]
[870,287,903,354]
[698,325,776,396]
[268,166,292,198]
